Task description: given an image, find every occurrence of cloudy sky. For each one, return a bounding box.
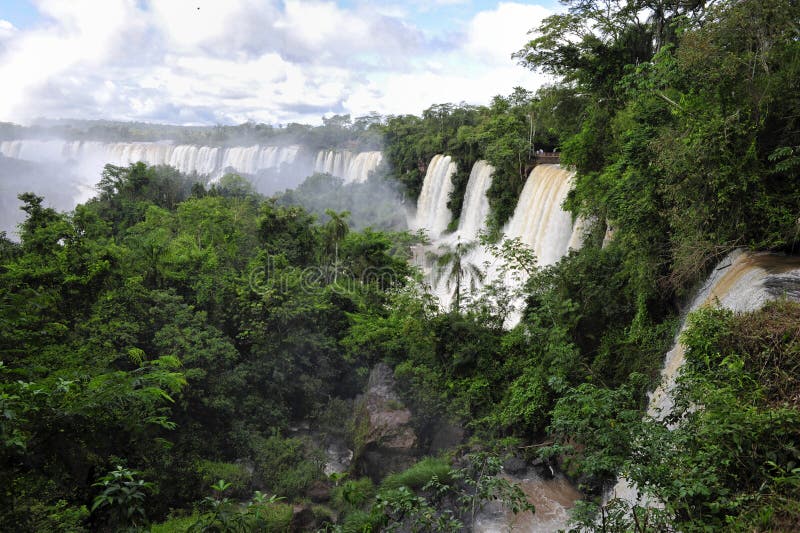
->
[0,0,558,126]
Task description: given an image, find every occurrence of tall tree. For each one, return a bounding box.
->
[429,238,484,312]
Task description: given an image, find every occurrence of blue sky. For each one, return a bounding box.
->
[0,0,559,125]
[1,0,38,29]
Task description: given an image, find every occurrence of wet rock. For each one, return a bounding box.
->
[503,456,527,475]
[354,363,418,480]
[429,421,464,453]
[531,456,555,480]
[307,480,331,503]
[323,440,354,476]
[291,505,316,532]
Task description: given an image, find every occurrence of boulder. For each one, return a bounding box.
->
[307,480,331,503]
[354,363,418,480]
[502,455,528,476]
[290,505,316,532]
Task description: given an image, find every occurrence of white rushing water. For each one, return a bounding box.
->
[492,165,584,325]
[428,161,494,310]
[313,150,383,183]
[457,160,494,240]
[474,471,582,533]
[1,140,385,186]
[411,154,456,240]
[0,139,302,177]
[609,249,800,504]
[411,159,586,317]
[504,164,579,266]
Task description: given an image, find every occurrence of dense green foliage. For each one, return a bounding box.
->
[275,172,407,231]
[3,1,800,530]
[529,0,800,295]
[381,103,483,221]
[629,302,800,530]
[325,453,532,532]
[563,302,800,531]
[370,0,800,529]
[0,162,414,530]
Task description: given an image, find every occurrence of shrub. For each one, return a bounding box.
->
[250,434,324,498]
[380,457,453,491]
[194,460,252,500]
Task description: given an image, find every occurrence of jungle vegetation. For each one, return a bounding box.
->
[2,0,800,530]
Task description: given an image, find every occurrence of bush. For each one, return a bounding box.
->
[250,434,324,498]
[194,460,253,500]
[150,513,202,533]
[380,457,453,491]
[626,302,800,529]
[339,508,384,533]
[331,477,376,510]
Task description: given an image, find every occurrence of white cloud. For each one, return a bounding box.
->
[0,1,555,125]
[466,2,550,64]
[0,19,16,35]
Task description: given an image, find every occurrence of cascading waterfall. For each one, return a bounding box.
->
[411,154,456,240]
[609,249,800,504]
[504,164,578,266]
[426,160,494,310]
[345,151,383,183]
[489,164,584,325]
[461,166,595,531]
[410,159,585,315]
[0,139,301,178]
[457,160,493,240]
[312,149,383,183]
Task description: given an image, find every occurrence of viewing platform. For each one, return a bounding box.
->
[535,152,560,164]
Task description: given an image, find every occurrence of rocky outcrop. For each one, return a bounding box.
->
[290,505,316,532]
[306,480,331,503]
[353,363,418,480]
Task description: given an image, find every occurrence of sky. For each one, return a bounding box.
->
[0,0,559,126]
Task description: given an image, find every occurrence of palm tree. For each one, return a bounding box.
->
[428,237,484,312]
[323,209,350,282]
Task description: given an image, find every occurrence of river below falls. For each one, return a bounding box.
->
[473,470,581,532]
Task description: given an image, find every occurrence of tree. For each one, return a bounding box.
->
[323,209,350,280]
[429,238,484,312]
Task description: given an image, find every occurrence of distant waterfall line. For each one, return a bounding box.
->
[0,139,382,183]
[313,150,383,184]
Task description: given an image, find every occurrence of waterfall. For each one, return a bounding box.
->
[344,151,383,183]
[609,250,800,504]
[474,470,582,533]
[411,154,456,240]
[408,160,586,317]
[649,250,800,418]
[312,149,383,183]
[421,160,494,310]
[1,139,301,178]
[457,160,493,240]
[504,164,577,266]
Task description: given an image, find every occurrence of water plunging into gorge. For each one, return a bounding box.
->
[313,150,383,183]
[0,139,383,205]
[456,160,494,240]
[0,139,302,176]
[410,154,457,240]
[410,157,585,318]
[609,249,800,505]
[504,164,581,267]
